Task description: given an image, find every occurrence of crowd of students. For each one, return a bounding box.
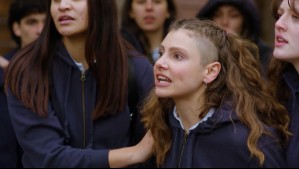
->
[0,0,298,168]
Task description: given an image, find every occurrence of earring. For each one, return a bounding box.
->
[204,80,208,86]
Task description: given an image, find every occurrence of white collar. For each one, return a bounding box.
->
[173,107,215,132]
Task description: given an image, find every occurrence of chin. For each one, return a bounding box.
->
[273,52,289,61]
[155,89,172,98]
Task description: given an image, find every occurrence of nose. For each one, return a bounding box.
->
[275,15,287,32]
[219,16,229,28]
[145,0,154,11]
[155,56,168,70]
[58,0,71,11]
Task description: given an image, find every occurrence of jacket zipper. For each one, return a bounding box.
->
[81,72,86,148]
[177,132,188,167]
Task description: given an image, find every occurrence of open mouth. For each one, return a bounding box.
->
[157,75,172,84]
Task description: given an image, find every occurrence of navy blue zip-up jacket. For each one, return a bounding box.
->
[6,43,154,168]
[162,101,286,168]
[0,49,23,168]
[283,66,299,168]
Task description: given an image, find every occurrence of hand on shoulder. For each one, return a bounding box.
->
[0,56,9,69]
[108,131,154,168]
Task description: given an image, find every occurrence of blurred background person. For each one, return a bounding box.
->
[267,0,299,167]
[121,0,177,64]
[0,0,46,167]
[1,0,46,66]
[0,56,9,69]
[197,0,272,69]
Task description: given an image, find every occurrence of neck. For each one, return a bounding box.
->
[174,91,205,131]
[63,36,88,70]
[144,27,164,53]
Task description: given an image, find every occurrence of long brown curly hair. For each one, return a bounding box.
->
[141,19,289,166]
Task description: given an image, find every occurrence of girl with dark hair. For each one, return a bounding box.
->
[141,19,289,167]
[5,0,154,167]
[121,0,176,64]
[268,0,299,167]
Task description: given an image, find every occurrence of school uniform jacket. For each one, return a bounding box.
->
[283,66,299,168]
[6,43,154,167]
[0,49,23,168]
[162,101,286,168]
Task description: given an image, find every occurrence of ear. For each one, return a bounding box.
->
[12,22,21,37]
[203,62,221,84]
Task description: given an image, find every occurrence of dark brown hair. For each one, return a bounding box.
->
[5,0,128,119]
[121,0,176,63]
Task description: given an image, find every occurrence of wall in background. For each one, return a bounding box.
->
[0,0,14,55]
[255,0,275,47]
[0,0,275,55]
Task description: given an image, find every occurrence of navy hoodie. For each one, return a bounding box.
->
[282,66,299,168]
[162,101,286,168]
[6,42,154,167]
[0,48,23,168]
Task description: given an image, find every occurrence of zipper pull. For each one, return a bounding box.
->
[183,132,188,143]
[81,73,86,82]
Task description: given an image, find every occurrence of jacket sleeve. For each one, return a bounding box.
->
[260,140,287,168]
[0,69,4,89]
[247,134,287,168]
[135,57,154,100]
[6,89,110,168]
[128,55,154,145]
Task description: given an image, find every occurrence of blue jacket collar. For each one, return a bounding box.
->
[55,41,80,69]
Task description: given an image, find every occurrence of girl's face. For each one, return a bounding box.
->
[51,0,88,38]
[154,29,210,100]
[212,5,244,35]
[274,0,299,65]
[129,0,170,33]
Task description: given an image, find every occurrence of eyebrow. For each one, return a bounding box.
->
[159,45,188,54]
